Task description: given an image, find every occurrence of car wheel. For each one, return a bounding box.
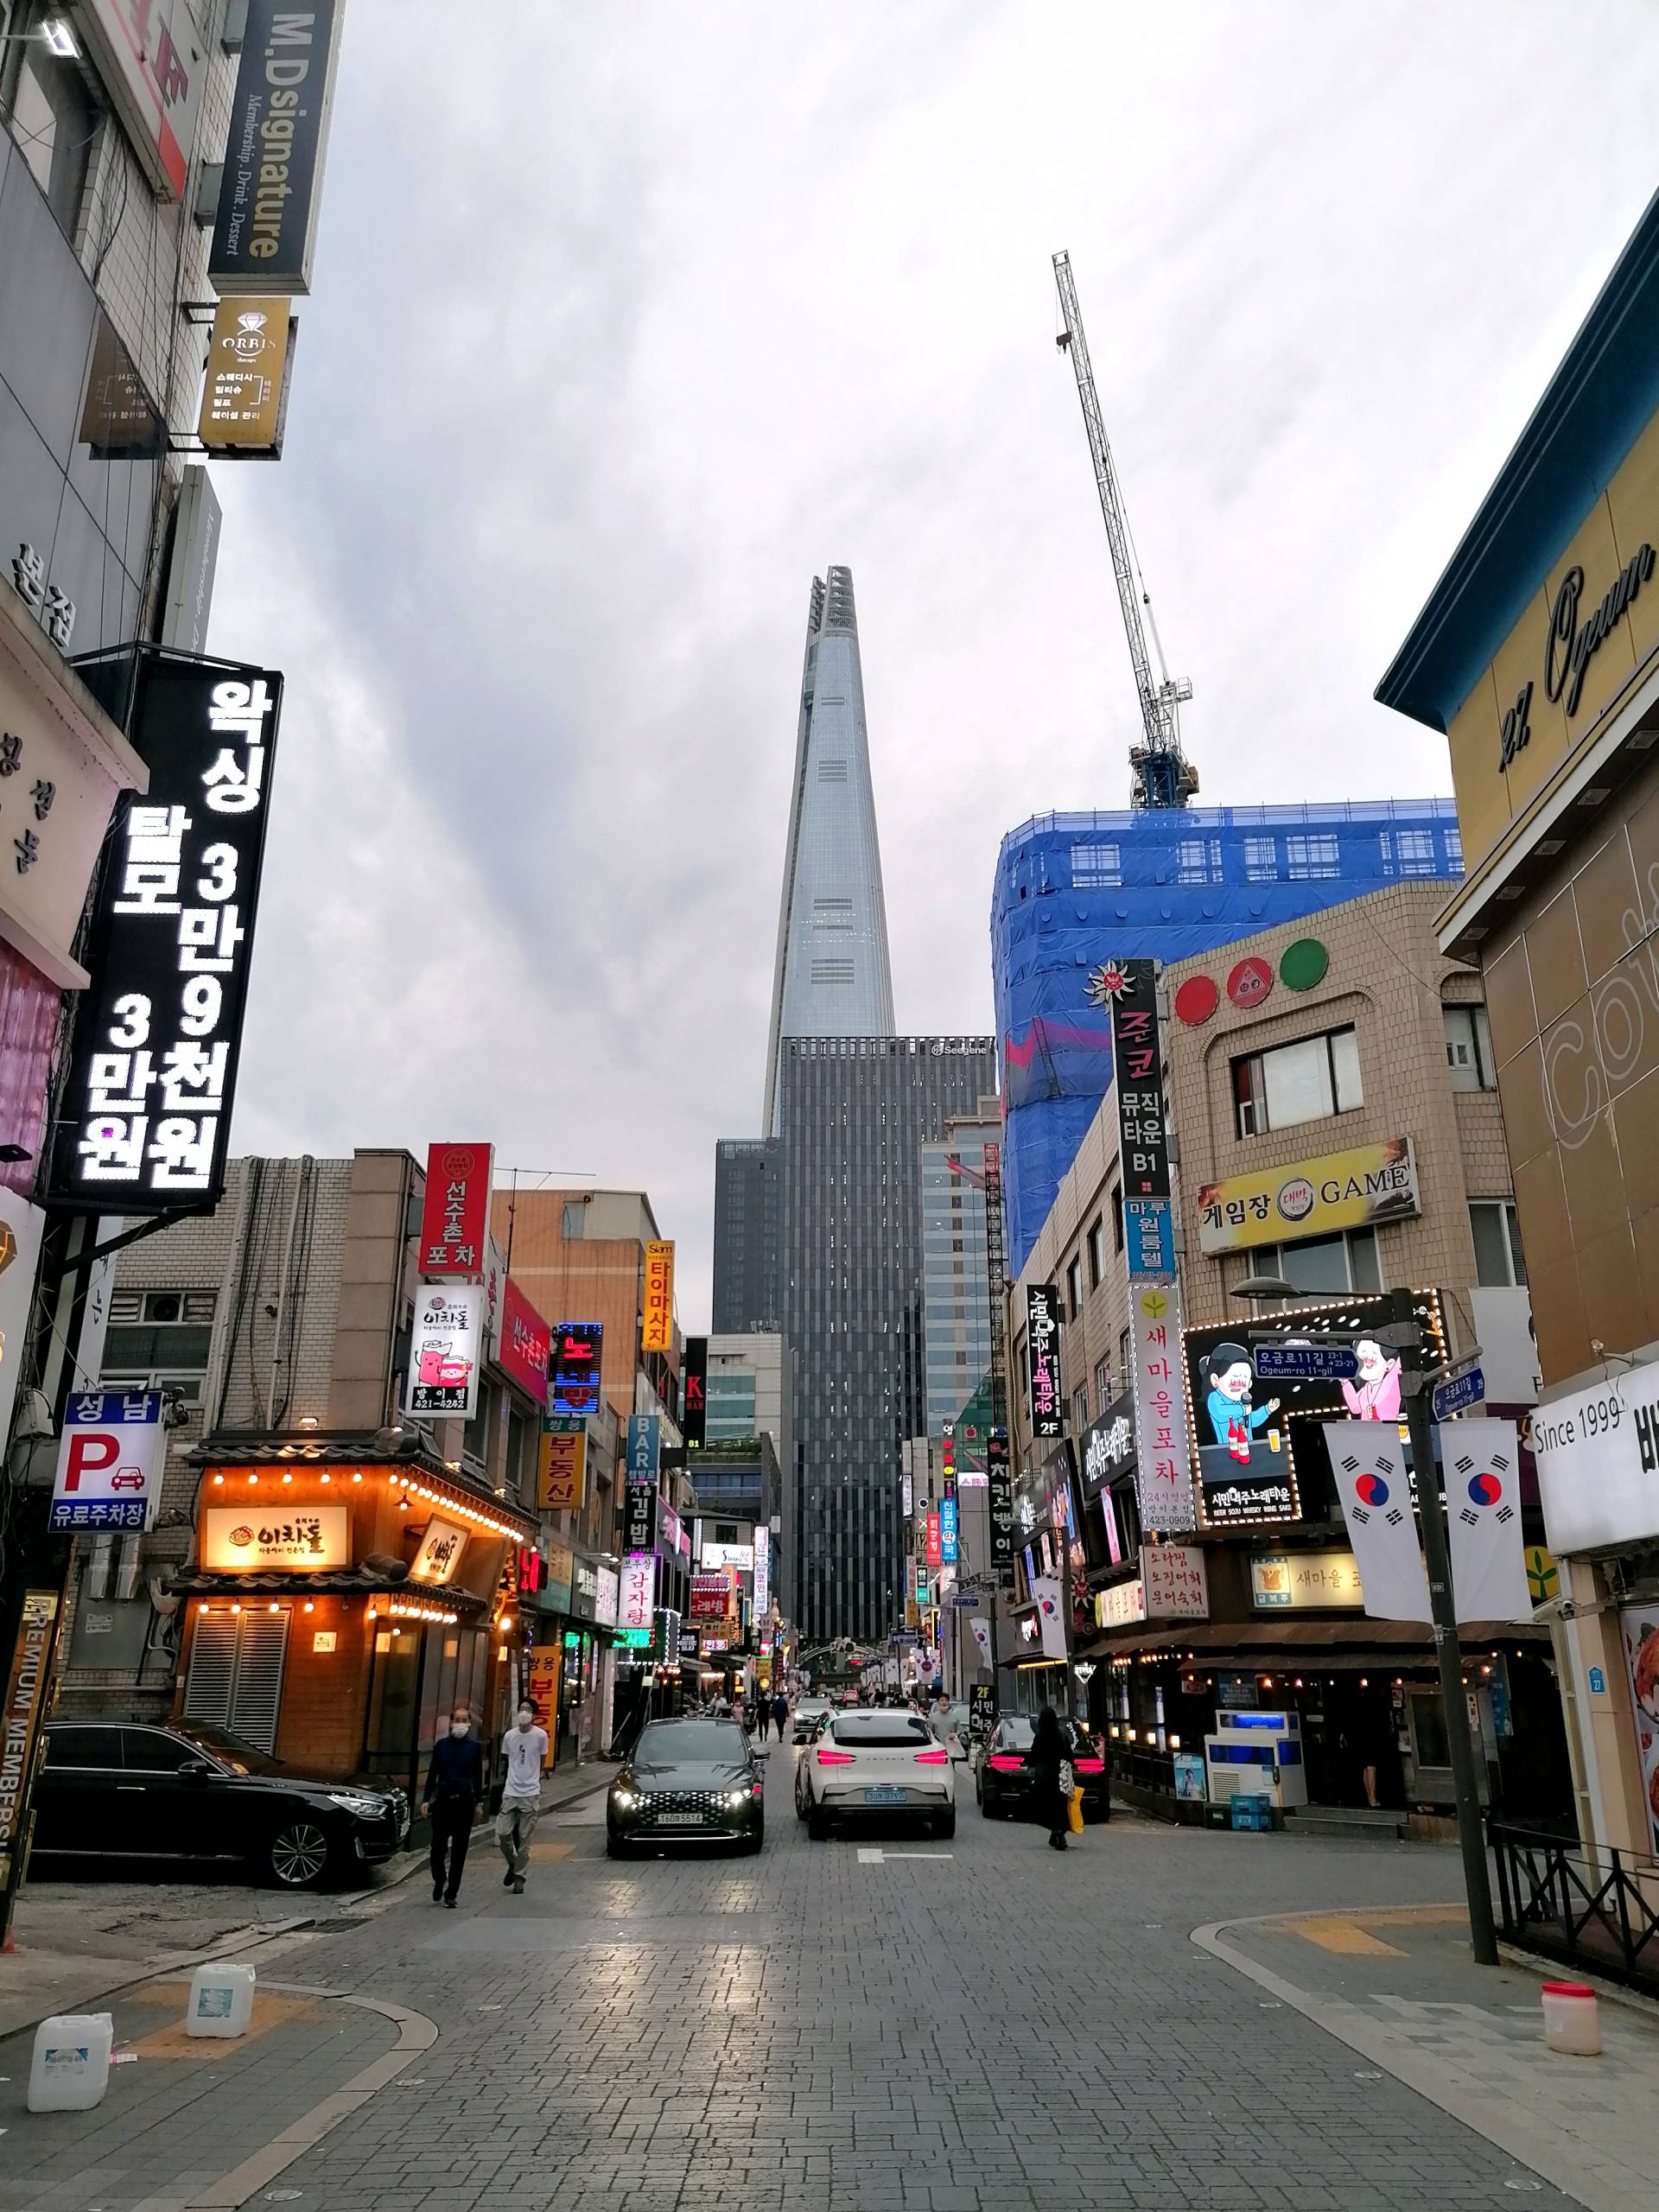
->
[808,1806,830,1840]
[795,1783,810,1821]
[933,1810,957,1840]
[268,1820,333,1889]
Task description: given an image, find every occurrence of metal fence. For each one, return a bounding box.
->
[1490,1818,1659,1994]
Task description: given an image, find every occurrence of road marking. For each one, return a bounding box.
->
[1286,1916,1407,1958]
[856,1847,953,1862]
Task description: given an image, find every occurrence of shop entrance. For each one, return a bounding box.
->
[1298,1675,1404,1809]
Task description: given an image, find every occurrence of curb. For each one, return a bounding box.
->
[0,1911,316,2050]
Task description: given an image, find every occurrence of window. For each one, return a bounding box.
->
[1445,1004,1496,1091]
[561,1200,586,1239]
[817,759,849,782]
[104,1289,216,1402]
[1254,1229,1381,1295]
[122,1727,190,1772]
[1071,842,1122,888]
[812,898,854,930]
[810,959,855,985]
[1444,827,1464,873]
[45,1724,123,1769]
[1118,1327,1131,1387]
[2,4,97,238]
[1071,1382,1089,1434]
[1243,836,1278,881]
[1086,1217,1104,1289]
[1382,827,1437,878]
[1470,1201,1527,1287]
[1111,1185,1124,1252]
[1066,1256,1084,1318]
[1093,1354,1111,1408]
[1286,834,1339,880]
[1179,838,1221,885]
[1233,1026,1362,1138]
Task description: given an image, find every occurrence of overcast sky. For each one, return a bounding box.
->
[210,1,1659,1331]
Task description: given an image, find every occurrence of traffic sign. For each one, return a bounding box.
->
[1432,1365,1485,1421]
[49,1391,165,1532]
[1253,1342,1358,1382]
[949,1591,980,1609]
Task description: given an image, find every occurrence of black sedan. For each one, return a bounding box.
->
[607,1718,764,1857]
[974,1717,1111,1821]
[34,1719,410,1888]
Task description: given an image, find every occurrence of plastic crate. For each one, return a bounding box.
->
[1230,1795,1273,1832]
[1204,1802,1231,1829]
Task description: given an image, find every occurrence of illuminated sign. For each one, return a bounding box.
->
[683,1336,707,1447]
[619,1554,655,1636]
[496,1278,550,1405]
[410,1516,468,1586]
[641,1241,674,1352]
[198,297,294,454]
[551,1320,603,1417]
[1026,1283,1062,1439]
[200,1503,350,1571]
[417,1143,494,1276]
[537,1421,587,1510]
[49,1391,165,1532]
[405,1284,483,1420]
[939,1496,958,1565]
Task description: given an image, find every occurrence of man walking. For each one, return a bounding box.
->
[752,1688,769,1743]
[496,1699,549,1895]
[423,1703,483,1908]
[772,1687,789,1743]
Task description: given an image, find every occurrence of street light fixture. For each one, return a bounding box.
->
[41,16,78,54]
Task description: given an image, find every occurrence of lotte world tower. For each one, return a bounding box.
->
[761,566,895,1135]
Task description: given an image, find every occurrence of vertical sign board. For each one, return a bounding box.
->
[1128,1281,1197,1535]
[753,1523,770,1620]
[1026,1284,1063,1439]
[48,1391,166,1531]
[526,1645,562,1766]
[211,0,348,297]
[641,1242,674,1352]
[496,1279,550,1407]
[623,1414,660,1554]
[79,0,207,200]
[618,1554,655,1640]
[987,1428,1014,1588]
[939,1495,959,1565]
[50,657,282,1212]
[161,465,222,655]
[404,1285,482,1421]
[0,1194,43,1454]
[537,1420,587,1511]
[682,1336,707,1449]
[198,298,295,457]
[0,1591,60,1891]
[1108,957,1176,1284]
[417,1144,493,1275]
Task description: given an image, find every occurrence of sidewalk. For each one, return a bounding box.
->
[1195,1901,1659,2212]
[0,1765,609,2046]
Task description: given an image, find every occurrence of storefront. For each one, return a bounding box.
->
[170,1438,537,1804]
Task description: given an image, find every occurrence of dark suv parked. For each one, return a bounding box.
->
[34,1720,409,1889]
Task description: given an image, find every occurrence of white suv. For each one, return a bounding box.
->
[798,1707,955,1840]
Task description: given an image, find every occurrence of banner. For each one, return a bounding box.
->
[1197,1136,1420,1256]
[1032,1574,1066,1660]
[641,1241,674,1351]
[969,1618,992,1674]
[1129,1282,1197,1533]
[417,1143,493,1276]
[1444,1419,1530,1623]
[1322,1423,1430,1622]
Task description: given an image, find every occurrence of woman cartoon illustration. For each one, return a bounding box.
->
[1340,1338,1402,1422]
[1205,1344,1280,1464]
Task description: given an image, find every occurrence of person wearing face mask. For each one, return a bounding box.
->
[423,1705,484,1908]
[496,1699,550,1894]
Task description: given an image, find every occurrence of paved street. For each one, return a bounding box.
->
[0,1745,1605,2212]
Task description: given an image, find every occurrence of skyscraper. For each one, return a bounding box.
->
[762,566,895,1135]
[712,1139,780,1333]
[778,1036,998,1643]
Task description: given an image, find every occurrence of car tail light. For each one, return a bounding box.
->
[817,1748,855,1765]
[913,1747,948,1765]
[988,1754,1023,1771]
[1075,1758,1105,1774]
[751,1782,764,1796]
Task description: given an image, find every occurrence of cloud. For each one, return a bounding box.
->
[208,0,1659,1326]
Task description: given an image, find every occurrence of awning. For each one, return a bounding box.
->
[1077,1617,1549,1661]
[167,1567,487,1611]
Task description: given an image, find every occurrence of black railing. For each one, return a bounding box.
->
[1490,1817,1659,1994]
[1116,1744,1174,1796]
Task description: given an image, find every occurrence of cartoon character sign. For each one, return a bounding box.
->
[1205,1342,1281,1463]
[1621,1606,1659,1853]
[1340,1338,1402,1422]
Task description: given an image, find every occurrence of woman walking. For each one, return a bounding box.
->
[1025,1707,1073,1853]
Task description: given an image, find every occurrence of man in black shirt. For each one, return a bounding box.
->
[423,1704,484,1906]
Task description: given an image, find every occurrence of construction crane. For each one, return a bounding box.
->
[1052,250,1198,810]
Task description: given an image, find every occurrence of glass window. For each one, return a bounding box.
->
[1070,842,1122,888]
[46,1724,124,1768]
[1286,834,1339,879]
[1258,1227,1380,1294]
[1243,837,1277,881]
[1094,1354,1111,1407]
[122,1728,190,1771]
[1071,1382,1089,1433]
[1233,1027,1362,1138]
[1087,1218,1104,1289]
[1444,1004,1496,1091]
[1470,1201,1527,1287]
[1065,1256,1083,1317]
[3,6,97,239]
[1111,1185,1123,1252]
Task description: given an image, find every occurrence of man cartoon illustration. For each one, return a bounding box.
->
[1340,1338,1402,1422]
[1205,1344,1280,1464]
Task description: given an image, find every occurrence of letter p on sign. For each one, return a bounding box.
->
[62,1432,120,1491]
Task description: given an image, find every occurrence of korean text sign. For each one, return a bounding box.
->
[417,1143,494,1275]
[405,1284,482,1419]
[987,1429,1014,1588]
[1108,958,1172,1202]
[550,1321,603,1417]
[497,1278,550,1405]
[49,1391,165,1532]
[200,1504,350,1570]
[51,656,282,1211]
[623,1414,660,1554]
[537,1421,587,1511]
[1026,1283,1063,1440]
[641,1241,674,1352]
[1128,1283,1197,1534]
[1196,1137,1420,1256]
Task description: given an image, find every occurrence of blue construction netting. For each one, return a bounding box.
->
[990,798,1465,1278]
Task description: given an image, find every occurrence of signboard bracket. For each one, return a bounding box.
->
[40,1204,211,1285]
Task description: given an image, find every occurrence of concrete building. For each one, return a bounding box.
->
[921,1099,1001,1452]
[711,1139,781,1332]
[1001,887,1567,1824]
[762,566,895,1135]
[1378,187,1659,1866]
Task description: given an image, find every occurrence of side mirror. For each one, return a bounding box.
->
[178,1758,212,1782]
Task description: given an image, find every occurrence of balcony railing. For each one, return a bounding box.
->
[1490,1818,1659,1995]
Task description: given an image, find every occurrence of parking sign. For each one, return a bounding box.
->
[50,1391,166,1532]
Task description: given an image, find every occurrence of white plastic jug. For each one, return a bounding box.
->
[28,2012,113,2111]
[186,1961,256,2037]
[1541,1980,1602,2056]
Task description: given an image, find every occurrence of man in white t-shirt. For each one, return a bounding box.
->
[495,1700,550,1894]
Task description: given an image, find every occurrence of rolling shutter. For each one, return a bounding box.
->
[183,1609,289,1754]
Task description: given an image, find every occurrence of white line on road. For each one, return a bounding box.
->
[856,1847,953,1862]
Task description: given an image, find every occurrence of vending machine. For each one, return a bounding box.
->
[1203,1709,1308,1809]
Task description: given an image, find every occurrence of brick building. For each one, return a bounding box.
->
[1003,884,1567,1826]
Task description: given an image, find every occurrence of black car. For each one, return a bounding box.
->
[607,1718,764,1857]
[35,1719,410,1889]
[974,1717,1110,1821]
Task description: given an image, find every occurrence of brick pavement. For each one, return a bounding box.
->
[0,1746,1593,2209]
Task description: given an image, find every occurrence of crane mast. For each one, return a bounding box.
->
[1052,250,1197,810]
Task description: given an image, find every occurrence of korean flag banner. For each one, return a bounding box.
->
[1443,1419,1531,1624]
[1032,1575,1067,1661]
[1321,1424,1431,1622]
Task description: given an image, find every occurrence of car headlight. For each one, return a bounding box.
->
[725,1789,749,1808]
[612,1789,637,1810]
[326,1792,383,1815]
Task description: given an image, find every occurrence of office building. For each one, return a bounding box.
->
[921,1100,1001,1452]
[761,566,895,1134]
[778,1035,997,1643]
[712,1139,780,1332]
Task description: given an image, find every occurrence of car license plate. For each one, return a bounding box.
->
[863,1785,906,1806]
[656,1811,705,1826]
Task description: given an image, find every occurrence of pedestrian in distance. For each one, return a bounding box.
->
[772,1688,789,1741]
[423,1703,483,1908]
[750,1692,766,1742]
[497,1699,549,1895]
[1025,1706,1073,1853]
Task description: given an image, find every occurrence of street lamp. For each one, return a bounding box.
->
[0,16,77,54]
